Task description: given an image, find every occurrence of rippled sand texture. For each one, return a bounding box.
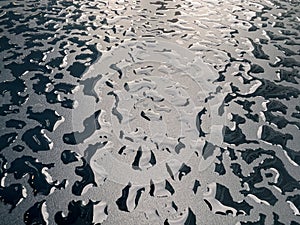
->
[0,0,299,224]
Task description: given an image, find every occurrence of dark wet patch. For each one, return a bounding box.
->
[0,132,18,151]
[24,200,47,225]
[72,157,97,196]
[0,183,24,212]
[5,119,26,129]
[61,150,80,164]
[22,126,52,152]
[7,155,66,195]
[27,107,63,132]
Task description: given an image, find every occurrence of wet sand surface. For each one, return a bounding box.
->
[0,0,299,224]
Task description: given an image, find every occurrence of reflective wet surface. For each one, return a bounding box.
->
[0,0,299,224]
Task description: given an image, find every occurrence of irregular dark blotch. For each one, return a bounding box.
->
[107,91,123,123]
[80,75,102,102]
[230,163,243,178]
[264,111,300,129]
[284,147,300,166]
[175,138,185,154]
[149,180,155,197]
[245,113,259,122]
[184,208,196,225]
[72,158,97,196]
[31,73,52,95]
[287,194,300,215]
[119,131,124,139]
[193,180,201,194]
[235,100,255,113]
[68,37,86,47]
[27,50,44,62]
[166,163,175,180]
[230,83,240,93]
[43,85,74,109]
[248,24,258,32]
[215,183,253,215]
[272,22,284,28]
[0,78,28,106]
[116,183,131,212]
[124,83,129,91]
[275,69,300,84]
[202,141,216,160]
[231,114,246,124]
[110,64,122,78]
[292,112,300,119]
[249,64,264,74]
[266,31,286,41]
[273,213,284,225]
[240,214,266,225]
[215,162,226,175]
[149,150,156,166]
[104,36,110,43]
[172,201,178,211]
[0,36,14,51]
[118,146,126,154]
[7,155,65,195]
[61,150,79,164]
[87,44,102,63]
[260,125,292,148]
[105,80,114,88]
[223,126,257,145]
[22,126,52,152]
[0,104,19,116]
[54,73,64,79]
[24,200,47,225]
[27,107,62,131]
[241,79,300,100]
[54,83,77,94]
[239,148,273,164]
[141,111,150,121]
[227,147,238,160]
[178,163,191,181]
[249,38,269,60]
[5,60,51,78]
[134,187,145,210]
[60,97,75,109]
[48,57,64,69]
[67,62,87,78]
[241,186,278,206]
[0,132,18,151]
[0,184,24,212]
[165,180,175,195]
[239,148,300,194]
[277,43,295,57]
[6,119,26,129]
[224,93,236,104]
[266,100,287,114]
[12,145,25,152]
[196,108,207,137]
[63,110,101,145]
[132,148,142,170]
[270,57,300,68]
[291,221,300,225]
[55,200,99,225]
[0,154,7,181]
